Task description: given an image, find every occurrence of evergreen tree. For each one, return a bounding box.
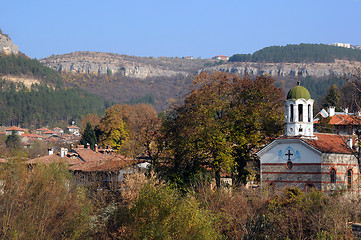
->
[5,131,21,150]
[322,84,342,111]
[80,123,97,149]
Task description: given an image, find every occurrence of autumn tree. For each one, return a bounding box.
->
[97,105,129,151]
[159,72,284,188]
[97,104,160,157]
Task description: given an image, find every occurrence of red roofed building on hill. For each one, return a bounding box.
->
[314,107,361,135]
[257,83,359,192]
[5,126,25,135]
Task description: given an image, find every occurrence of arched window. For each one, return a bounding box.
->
[308,104,311,122]
[290,104,294,122]
[348,169,352,190]
[298,104,303,122]
[330,168,336,183]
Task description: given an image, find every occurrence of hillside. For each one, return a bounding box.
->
[39,49,361,111]
[229,43,361,63]
[0,33,107,128]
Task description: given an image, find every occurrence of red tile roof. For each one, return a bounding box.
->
[6,126,25,131]
[279,133,353,154]
[315,114,361,126]
[67,125,80,129]
[36,127,50,131]
[27,154,83,165]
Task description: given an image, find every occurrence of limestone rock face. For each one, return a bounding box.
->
[0,34,19,55]
[201,60,361,78]
[40,52,188,79]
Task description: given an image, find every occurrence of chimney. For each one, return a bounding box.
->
[344,108,349,114]
[86,143,90,149]
[60,148,65,158]
[94,144,98,152]
[347,138,353,149]
[327,106,335,117]
[48,148,54,155]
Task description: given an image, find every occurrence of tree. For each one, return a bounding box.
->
[80,122,97,149]
[97,105,129,151]
[159,72,284,188]
[5,131,21,150]
[322,84,342,111]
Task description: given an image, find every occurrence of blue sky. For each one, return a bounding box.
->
[1,0,361,59]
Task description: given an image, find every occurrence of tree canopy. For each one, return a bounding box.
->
[158,72,284,188]
[229,44,361,63]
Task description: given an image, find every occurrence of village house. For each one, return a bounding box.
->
[212,55,229,61]
[27,144,136,188]
[315,107,361,135]
[5,126,25,135]
[257,82,359,192]
[67,125,80,135]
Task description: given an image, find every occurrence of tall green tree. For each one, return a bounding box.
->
[159,72,284,188]
[80,122,97,149]
[5,131,21,151]
[322,84,342,111]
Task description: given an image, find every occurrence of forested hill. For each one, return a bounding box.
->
[0,54,63,86]
[0,54,108,128]
[229,44,361,63]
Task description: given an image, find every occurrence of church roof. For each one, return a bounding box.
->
[277,133,353,154]
[286,82,311,100]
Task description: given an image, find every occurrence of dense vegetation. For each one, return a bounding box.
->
[0,54,63,85]
[62,71,194,112]
[0,80,107,128]
[229,43,361,63]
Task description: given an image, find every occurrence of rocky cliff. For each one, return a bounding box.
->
[41,51,361,80]
[201,60,361,79]
[0,33,19,55]
[40,52,191,79]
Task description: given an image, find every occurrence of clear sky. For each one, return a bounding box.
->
[1,0,361,59]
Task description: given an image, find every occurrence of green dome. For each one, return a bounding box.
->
[287,83,311,100]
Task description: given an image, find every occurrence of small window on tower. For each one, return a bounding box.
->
[298,104,303,122]
[290,104,294,122]
[308,104,311,122]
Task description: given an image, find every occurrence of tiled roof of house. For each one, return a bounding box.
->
[36,127,50,131]
[70,158,132,172]
[315,114,361,126]
[27,154,83,165]
[44,130,57,135]
[6,126,25,131]
[67,125,80,129]
[21,133,43,138]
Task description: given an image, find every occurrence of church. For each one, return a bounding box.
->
[257,82,359,192]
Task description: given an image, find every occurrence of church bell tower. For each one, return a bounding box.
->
[284,82,314,137]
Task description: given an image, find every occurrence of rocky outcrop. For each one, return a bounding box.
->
[201,60,361,78]
[0,34,19,55]
[40,52,188,79]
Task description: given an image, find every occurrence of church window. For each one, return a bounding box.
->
[298,104,303,122]
[348,169,353,189]
[330,168,336,183]
[308,104,311,122]
[290,104,294,122]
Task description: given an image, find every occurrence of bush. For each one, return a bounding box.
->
[0,161,92,239]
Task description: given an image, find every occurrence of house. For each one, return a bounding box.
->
[67,125,80,135]
[257,82,359,192]
[35,127,51,135]
[212,55,229,61]
[53,127,64,135]
[27,145,136,188]
[314,107,361,135]
[5,126,25,135]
